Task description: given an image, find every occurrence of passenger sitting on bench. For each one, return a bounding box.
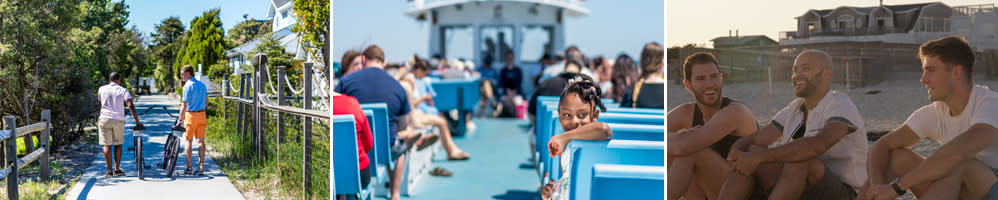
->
[620,42,665,109]
[335,45,425,200]
[332,92,375,198]
[539,74,613,199]
[337,50,365,78]
[399,57,472,161]
[528,55,586,177]
[475,80,500,118]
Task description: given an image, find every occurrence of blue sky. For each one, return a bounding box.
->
[127,0,271,44]
[333,0,665,63]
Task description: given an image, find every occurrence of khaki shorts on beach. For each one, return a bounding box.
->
[98,118,125,146]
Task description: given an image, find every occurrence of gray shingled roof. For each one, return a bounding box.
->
[806,2,941,33]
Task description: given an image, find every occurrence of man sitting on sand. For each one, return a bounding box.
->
[859,36,998,200]
[720,50,868,200]
[667,52,758,200]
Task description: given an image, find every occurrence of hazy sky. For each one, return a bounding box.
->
[334,0,664,62]
[667,0,995,48]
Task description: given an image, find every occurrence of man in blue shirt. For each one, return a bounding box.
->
[175,65,208,176]
[334,45,413,200]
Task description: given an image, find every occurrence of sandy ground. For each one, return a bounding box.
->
[668,72,998,199]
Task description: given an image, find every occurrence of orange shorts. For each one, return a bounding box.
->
[183,111,207,140]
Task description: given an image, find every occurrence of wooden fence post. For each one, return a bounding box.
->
[277,66,285,145]
[5,116,18,200]
[40,110,50,180]
[302,62,313,199]
[253,53,267,160]
[276,65,285,175]
[244,73,251,142]
[259,56,268,158]
[223,78,229,121]
[237,73,246,140]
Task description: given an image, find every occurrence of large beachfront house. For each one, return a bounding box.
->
[778,2,998,86]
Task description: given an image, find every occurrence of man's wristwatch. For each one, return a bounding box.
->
[890,178,906,195]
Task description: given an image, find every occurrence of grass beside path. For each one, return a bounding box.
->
[0,129,101,200]
[205,97,330,199]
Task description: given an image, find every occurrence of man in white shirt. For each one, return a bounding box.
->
[97,72,143,178]
[860,36,998,200]
[720,50,868,200]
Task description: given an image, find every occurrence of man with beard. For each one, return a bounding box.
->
[859,36,998,200]
[667,52,758,200]
[719,50,868,200]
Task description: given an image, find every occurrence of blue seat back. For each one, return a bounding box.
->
[536,103,559,174]
[591,164,665,200]
[430,79,480,111]
[332,115,361,194]
[360,103,392,170]
[607,123,665,141]
[597,113,664,125]
[362,110,380,184]
[605,107,665,115]
[567,140,664,200]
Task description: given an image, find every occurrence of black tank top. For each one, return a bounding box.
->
[692,97,743,158]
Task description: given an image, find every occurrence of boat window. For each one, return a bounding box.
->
[520,25,554,64]
[481,25,515,65]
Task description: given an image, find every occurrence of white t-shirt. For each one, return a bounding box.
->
[98,82,133,121]
[905,85,998,168]
[770,90,868,191]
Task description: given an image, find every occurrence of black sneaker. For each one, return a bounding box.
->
[183,168,192,175]
[114,169,126,177]
[194,169,204,176]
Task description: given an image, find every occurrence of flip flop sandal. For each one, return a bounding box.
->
[105,171,114,178]
[114,169,126,177]
[390,139,411,160]
[447,152,471,161]
[428,167,452,177]
[416,134,439,151]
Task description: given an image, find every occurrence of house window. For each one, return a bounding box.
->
[807,23,816,35]
[877,19,885,27]
[943,19,950,32]
[920,18,934,32]
[281,11,288,19]
[837,15,855,32]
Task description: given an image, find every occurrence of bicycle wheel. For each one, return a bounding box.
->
[166,136,180,177]
[161,135,175,169]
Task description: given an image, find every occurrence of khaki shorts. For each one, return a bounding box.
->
[98,118,125,146]
[184,111,207,140]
